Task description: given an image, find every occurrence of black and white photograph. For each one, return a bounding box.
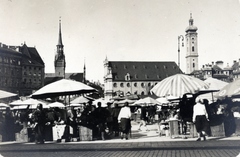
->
[1,0,240,157]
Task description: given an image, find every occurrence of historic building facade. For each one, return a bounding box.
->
[104,58,181,101]
[0,43,45,96]
[185,14,199,74]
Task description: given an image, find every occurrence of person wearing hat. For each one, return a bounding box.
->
[118,102,131,140]
[192,97,209,141]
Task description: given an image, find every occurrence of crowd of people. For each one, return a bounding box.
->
[0,95,239,143]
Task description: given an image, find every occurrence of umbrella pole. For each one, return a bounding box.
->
[69,95,70,106]
[211,92,214,103]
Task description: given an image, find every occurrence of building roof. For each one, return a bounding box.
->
[44,73,84,85]
[185,14,198,32]
[19,44,44,67]
[0,45,22,56]
[108,61,181,81]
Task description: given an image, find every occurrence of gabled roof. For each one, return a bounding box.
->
[212,64,222,71]
[108,61,181,81]
[232,61,239,70]
[20,44,44,66]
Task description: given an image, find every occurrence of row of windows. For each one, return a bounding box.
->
[23,66,42,71]
[112,65,176,70]
[0,56,21,65]
[115,74,168,80]
[0,79,21,88]
[113,82,158,88]
[0,78,42,88]
[0,67,21,76]
[23,71,42,77]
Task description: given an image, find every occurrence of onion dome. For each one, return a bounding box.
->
[185,13,198,32]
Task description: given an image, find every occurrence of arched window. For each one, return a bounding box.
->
[141,83,145,87]
[141,91,145,95]
[120,83,124,87]
[134,83,137,87]
[113,83,117,87]
[192,46,194,52]
[127,83,130,87]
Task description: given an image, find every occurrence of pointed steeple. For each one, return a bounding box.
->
[55,17,65,78]
[83,59,86,83]
[58,17,63,46]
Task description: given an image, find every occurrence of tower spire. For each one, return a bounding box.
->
[189,13,193,26]
[55,17,65,78]
[58,17,63,46]
[83,58,86,83]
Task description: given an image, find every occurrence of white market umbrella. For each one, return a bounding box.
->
[156,97,170,104]
[9,98,48,109]
[12,105,28,110]
[151,74,209,98]
[21,98,48,106]
[70,103,85,107]
[0,103,9,108]
[216,79,240,99]
[132,97,160,106]
[9,100,24,106]
[31,79,97,99]
[115,99,136,107]
[0,90,17,99]
[70,96,92,104]
[48,102,65,108]
[198,77,228,103]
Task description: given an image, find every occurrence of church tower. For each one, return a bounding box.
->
[185,14,199,74]
[54,18,66,78]
[104,57,113,101]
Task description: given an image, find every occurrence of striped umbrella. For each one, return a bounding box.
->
[150,74,209,98]
[216,79,240,98]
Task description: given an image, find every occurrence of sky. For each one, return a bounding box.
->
[1,0,240,83]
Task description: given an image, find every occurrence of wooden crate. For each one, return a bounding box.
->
[169,120,180,138]
[210,123,225,137]
[78,126,92,141]
[15,128,28,142]
[52,125,65,141]
[234,118,240,136]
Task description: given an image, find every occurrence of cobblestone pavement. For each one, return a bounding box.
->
[0,122,240,157]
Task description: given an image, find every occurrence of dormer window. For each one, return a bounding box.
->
[133,65,136,69]
[124,65,127,69]
[143,65,147,69]
[125,73,130,81]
